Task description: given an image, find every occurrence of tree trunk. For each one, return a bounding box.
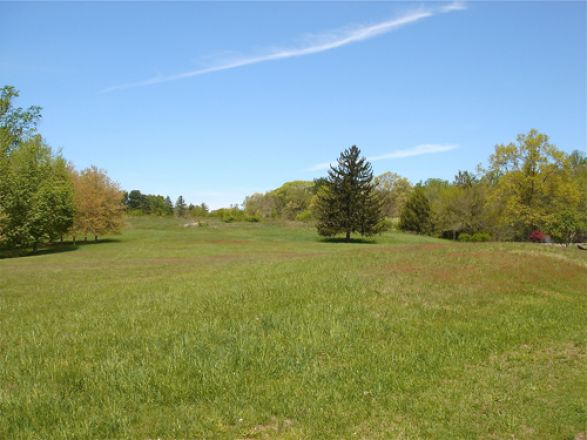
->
[73,236,76,245]
[32,242,38,253]
[84,236,87,242]
[94,235,98,242]
[345,230,351,242]
[60,235,63,243]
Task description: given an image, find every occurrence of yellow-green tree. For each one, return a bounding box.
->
[374,172,412,218]
[71,166,125,242]
[486,130,581,240]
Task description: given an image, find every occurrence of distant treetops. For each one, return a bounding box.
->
[0,86,125,251]
[243,134,586,244]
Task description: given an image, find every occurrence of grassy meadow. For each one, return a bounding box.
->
[1,217,586,439]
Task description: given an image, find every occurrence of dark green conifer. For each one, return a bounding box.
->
[315,145,384,241]
[399,186,432,234]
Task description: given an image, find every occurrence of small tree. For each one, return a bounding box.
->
[315,145,384,241]
[374,171,412,218]
[547,209,585,247]
[127,190,143,212]
[164,196,174,215]
[175,195,187,217]
[399,186,432,234]
[71,166,125,242]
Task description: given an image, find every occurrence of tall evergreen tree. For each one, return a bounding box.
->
[315,145,384,241]
[175,195,187,217]
[399,186,432,234]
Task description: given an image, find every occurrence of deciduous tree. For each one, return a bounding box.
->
[486,130,581,240]
[71,166,125,242]
[374,171,412,218]
[0,136,73,250]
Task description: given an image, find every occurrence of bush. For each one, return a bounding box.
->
[295,210,313,222]
[528,230,546,243]
[471,232,491,242]
[458,233,472,242]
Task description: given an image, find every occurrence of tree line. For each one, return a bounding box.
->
[2,86,584,246]
[0,86,125,251]
[243,133,586,244]
[122,190,209,218]
[398,130,586,244]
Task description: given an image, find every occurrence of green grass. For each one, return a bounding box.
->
[1,217,586,439]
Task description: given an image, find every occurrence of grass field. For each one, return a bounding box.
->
[1,217,586,439]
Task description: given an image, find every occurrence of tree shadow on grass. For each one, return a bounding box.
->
[73,238,122,246]
[319,237,377,244]
[0,238,122,259]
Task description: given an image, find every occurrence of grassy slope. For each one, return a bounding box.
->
[1,217,585,439]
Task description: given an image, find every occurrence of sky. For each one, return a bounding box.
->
[1,1,585,209]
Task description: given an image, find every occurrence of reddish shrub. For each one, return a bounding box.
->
[528,230,546,243]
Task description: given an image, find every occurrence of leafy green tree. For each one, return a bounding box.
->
[374,171,412,218]
[433,172,488,239]
[244,181,314,220]
[244,192,279,219]
[0,136,73,250]
[34,156,75,242]
[547,209,585,246]
[485,130,581,240]
[567,150,587,230]
[0,85,41,154]
[399,186,432,234]
[0,87,73,250]
[453,170,478,188]
[127,190,144,211]
[0,86,45,249]
[315,145,384,241]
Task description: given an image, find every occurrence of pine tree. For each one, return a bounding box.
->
[315,145,384,241]
[175,195,187,217]
[164,196,174,215]
[399,186,432,234]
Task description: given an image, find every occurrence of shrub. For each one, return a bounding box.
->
[471,232,491,242]
[528,230,546,243]
[458,233,472,242]
[295,210,313,222]
[381,217,395,232]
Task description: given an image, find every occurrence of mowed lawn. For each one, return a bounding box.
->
[1,217,586,439]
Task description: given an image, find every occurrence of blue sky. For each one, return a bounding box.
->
[1,1,585,208]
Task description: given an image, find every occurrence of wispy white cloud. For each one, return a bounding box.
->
[101,1,465,93]
[440,1,467,12]
[306,143,459,172]
[369,143,459,161]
